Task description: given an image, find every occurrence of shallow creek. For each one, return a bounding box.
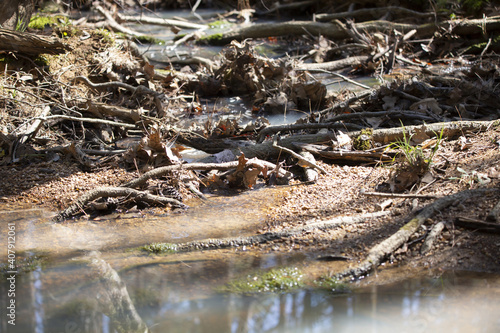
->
[1,190,500,332]
[0,9,496,333]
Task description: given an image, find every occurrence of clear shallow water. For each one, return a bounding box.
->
[1,199,500,333]
[1,256,500,333]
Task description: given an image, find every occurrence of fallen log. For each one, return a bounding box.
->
[201,17,500,46]
[0,28,71,55]
[117,13,207,30]
[315,6,437,22]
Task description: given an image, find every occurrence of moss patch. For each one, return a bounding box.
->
[220,267,305,293]
[199,33,224,45]
[141,242,178,254]
[0,253,47,278]
[314,276,351,293]
[353,128,374,150]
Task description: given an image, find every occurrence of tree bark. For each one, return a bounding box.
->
[0,28,70,55]
[0,0,34,31]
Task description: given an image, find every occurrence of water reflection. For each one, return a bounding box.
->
[2,252,500,333]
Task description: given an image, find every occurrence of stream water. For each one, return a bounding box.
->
[1,195,500,333]
[0,8,498,333]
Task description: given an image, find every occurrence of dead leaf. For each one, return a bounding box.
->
[244,167,260,188]
[236,153,248,172]
[411,125,431,144]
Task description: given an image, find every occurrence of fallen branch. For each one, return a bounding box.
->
[299,56,370,71]
[454,216,500,234]
[256,110,440,143]
[420,221,445,254]
[336,188,497,280]
[272,138,328,174]
[315,6,437,21]
[117,13,207,30]
[36,114,136,129]
[202,16,500,45]
[55,187,186,221]
[360,190,440,199]
[95,5,144,37]
[296,143,393,163]
[298,68,371,90]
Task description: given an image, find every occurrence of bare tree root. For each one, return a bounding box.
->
[55,187,186,222]
[335,188,498,281]
[147,211,390,252]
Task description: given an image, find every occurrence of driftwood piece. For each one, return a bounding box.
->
[420,221,445,254]
[117,13,207,30]
[37,114,136,129]
[0,28,70,55]
[182,120,498,161]
[202,20,417,45]
[202,17,500,45]
[454,216,500,234]
[315,6,437,21]
[299,55,370,71]
[357,120,500,145]
[336,188,497,280]
[55,187,186,221]
[295,142,393,163]
[95,5,144,37]
[256,110,441,143]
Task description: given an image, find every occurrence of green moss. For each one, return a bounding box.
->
[29,14,60,30]
[199,33,224,45]
[135,35,164,45]
[220,267,305,293]
[314,276,351,293]
[353,128,373,150]
[208,20,231,29]
[35,54,50,67]
[0,253,47,278]
[141,242,178,254]
[92,28,115,46]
